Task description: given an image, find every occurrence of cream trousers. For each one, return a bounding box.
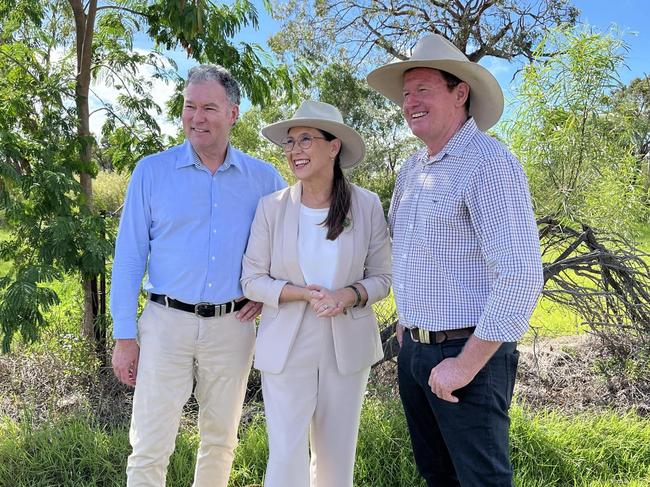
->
[261,309,370,487]
[126,301,255,487]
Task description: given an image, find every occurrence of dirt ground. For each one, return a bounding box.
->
[1,333,648,425]
[368,334,650,416]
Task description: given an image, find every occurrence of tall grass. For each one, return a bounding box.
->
[2,400,649,487]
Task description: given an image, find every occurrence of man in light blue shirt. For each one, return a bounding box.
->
[110,64,285,487]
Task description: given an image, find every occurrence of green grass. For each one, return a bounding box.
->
[1,400,649,487]
[634,224,650,253]
[526,296,586,340]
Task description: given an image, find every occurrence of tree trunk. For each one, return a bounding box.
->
[70,0,99,342]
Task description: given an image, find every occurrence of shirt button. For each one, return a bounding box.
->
[213,229,217,234]
[211,256,215,261]
[408,224,414,230]
[213,203,218,208]
[208,283,212,287]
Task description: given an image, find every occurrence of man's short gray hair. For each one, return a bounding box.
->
[185,64,241,106]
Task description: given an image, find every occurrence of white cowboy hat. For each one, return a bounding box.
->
[366,34,504,131]
[261,100,365,169]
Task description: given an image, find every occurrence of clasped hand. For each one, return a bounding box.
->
[306,284,345,317]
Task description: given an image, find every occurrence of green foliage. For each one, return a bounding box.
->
[511,406,650,486]
[146,0,310,107]
[230,61,418,188]
[351,172,396,218]
[1,401,649,486]
[0,415,130,486]
[527,297,585,340]
[508,26,647,234]
[230,105,295,183]
[606,76,650,220]
[92,170,129,215]
[0,0,303,352]
[316,62,419,177]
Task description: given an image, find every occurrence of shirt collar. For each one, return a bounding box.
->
[176,140,241,172]
[423,117,478,164]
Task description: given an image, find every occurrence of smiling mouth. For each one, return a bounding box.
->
[192,128,209,133]
[293,158,309,168]
[411,111,428,119]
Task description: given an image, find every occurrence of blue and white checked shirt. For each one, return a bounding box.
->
[389,118,543,342]
[110,140,286,339]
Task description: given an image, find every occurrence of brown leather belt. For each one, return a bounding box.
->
[409,326,475,345]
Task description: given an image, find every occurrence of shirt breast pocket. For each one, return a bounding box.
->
[413,196,466,254]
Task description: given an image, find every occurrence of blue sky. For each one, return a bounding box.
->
[108,1,650,135]
[238,0,649,84]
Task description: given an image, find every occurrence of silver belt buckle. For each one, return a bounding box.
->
[194,302,212,317]
[217,303,227,317]
[418,328,431,344]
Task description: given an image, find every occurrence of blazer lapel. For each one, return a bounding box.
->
[283,182,306,286]
[331,193,355,289]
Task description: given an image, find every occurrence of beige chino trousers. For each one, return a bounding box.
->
[261,309,370,487]
[126,301,255,487]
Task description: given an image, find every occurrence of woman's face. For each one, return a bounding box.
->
[283,126,341,183]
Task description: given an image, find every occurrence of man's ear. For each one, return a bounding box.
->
[229,104,240,126]
[456,81,470,107]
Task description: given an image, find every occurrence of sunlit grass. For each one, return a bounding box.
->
[2,401,649,487]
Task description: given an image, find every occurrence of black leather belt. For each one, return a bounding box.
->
[409,326,475,344]
[150,293,248,318]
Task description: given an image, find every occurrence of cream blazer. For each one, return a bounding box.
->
[241,182,392,375]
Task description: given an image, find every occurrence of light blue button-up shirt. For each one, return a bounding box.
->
[110,140,286,339]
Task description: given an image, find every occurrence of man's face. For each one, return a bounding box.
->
[402,68,467,148]
[182,80,239,154]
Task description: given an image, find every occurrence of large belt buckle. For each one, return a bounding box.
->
[216,303,228,317]
[418,328,431,345]
[194,302,214,318]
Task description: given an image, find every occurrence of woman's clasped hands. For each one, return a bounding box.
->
[306,284,347,318]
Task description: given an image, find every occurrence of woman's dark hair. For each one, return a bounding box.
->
[319,130,351,241]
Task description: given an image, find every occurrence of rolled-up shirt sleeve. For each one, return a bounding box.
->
[465,152,544,342]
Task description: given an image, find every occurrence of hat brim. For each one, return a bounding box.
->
[367,59,504,131]
[261,118,365,169]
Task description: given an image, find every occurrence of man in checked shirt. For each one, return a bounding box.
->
[367,35,544,486]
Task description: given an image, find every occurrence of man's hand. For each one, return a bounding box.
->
[396,323,405,347]
[428,335,503,403]
[112,339,140,387]
[428,357,474,403]
[236,299,263,322]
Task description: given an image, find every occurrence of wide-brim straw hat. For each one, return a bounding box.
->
[366,34,504,131]
[261,100,365,169]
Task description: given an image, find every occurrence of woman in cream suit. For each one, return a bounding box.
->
[241,100,391,487]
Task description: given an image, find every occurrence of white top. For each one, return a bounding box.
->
[298,205,339,289]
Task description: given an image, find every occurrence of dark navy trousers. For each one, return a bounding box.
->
[398,332,519,487]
